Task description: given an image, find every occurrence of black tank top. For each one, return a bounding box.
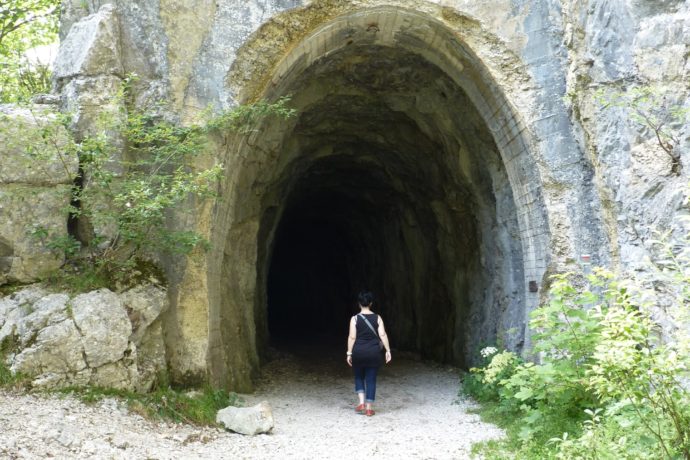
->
[352,313,384,367]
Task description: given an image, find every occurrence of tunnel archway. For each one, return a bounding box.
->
[208,6,551,389]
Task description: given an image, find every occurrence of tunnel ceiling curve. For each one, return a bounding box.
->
[214,6,549,375]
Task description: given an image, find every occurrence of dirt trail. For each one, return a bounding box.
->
[0,348,504,459]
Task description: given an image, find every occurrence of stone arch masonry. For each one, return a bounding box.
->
[1,0,688,391]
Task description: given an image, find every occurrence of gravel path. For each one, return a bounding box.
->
[0,348,504,459]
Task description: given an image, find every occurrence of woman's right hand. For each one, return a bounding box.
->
[385,351,392,363]
[346,355,352,367]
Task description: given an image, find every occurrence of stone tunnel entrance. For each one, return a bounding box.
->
[207,7,549,390]
[262,66,517,364]
[263,46,525,366]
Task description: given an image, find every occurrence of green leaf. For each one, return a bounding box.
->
[524,409,542,424]
[514,388,534,401]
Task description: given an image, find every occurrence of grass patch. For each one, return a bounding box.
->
[461,372,583,459]
[0,359,30,390]
[467,398,582,459]
[40,262,113,293]
[0,283,27,296]
[38,258,166,294]
[0,268,108,296]
[0,273,104,298]
[58,385,242,426]
[1,343,28,389]
[0,361,16,385]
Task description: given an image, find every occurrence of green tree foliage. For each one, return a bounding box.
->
[0,0,60,102]
[595,86,689,174]
[14,81,295,290]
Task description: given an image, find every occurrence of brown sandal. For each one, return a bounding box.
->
[355,404,365,414]
[365,409,375,416]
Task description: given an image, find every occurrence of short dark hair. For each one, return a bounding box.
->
[358,291,374,307]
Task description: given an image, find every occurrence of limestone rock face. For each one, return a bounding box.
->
[71,290,131,368]
[121,284,169,391]
[13,319,88,388]
[52,4,128,249]
[53,4,123,81]
[216,401,274,435]
[121,284,168,343]
[0,106,75,185]
[0,106,77,285]
[1,284,168,392]
[32,0,690,391]
[562,0,690,271]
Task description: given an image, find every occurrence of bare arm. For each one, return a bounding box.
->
[346,316,356,367]
[378,316,392,363]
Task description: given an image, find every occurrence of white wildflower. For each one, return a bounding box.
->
[480,346,498,358]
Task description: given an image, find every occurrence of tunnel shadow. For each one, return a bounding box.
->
[266,189,368,356]
[267,229,352,347]
[264,150,475,367]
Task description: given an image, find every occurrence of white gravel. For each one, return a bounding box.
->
[0,350,504,459]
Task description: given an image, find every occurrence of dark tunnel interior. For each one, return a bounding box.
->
[266,159,411,348]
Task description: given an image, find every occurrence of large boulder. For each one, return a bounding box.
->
[53,4,123,81]
[0,106,75,185]
[71,290,131,368]
[12,319,89,388]
[121,284,168,344]
[0,284,168,391]
[216,401,274,435]
[0,105,77,285]
[121,284,169,391]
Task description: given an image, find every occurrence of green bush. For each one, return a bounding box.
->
[15,81,295,290]
[465,348,521,403]
[465,261,690,459]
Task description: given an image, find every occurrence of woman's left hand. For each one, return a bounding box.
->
[385,351,392,364]
[346,355,352,367]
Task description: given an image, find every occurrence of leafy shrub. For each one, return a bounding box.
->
[465,259,690,459]
[465,348,521,403]
[14,80,295,290]
[593,85,689,174]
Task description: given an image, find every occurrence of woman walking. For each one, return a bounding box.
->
[346,291,392,416]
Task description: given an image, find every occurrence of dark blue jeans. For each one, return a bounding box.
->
[353,366,379,403]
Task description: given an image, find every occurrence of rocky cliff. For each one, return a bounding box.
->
[1,0,687,391]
